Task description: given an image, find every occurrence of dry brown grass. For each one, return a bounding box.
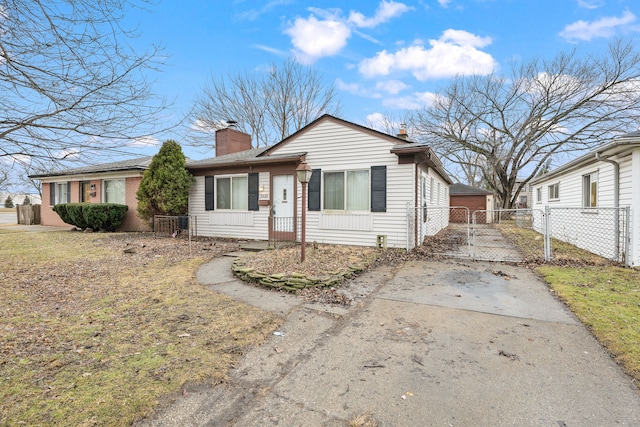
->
[0,232,281,426]
[241,244,381,277]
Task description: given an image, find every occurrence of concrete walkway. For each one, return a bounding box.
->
[140,253,640,426]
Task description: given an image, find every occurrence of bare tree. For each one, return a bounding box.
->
[192,58,342,148]
[411,38,640,208]
[0,0,167,170]
[364,111,412,136]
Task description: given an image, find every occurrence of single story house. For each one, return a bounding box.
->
[449,183,494,223]
[29,157,153,231]
[187,114,452,249]
[29,115,452,247]
[530,131,640,266]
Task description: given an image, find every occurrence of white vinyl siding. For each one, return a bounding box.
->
[267,119,432,248]
[531,149,639,265]
[189,175,269,240]
[189,118,451,249]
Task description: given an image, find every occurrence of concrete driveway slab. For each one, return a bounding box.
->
[379,260,578,323]
[139,256,640,427]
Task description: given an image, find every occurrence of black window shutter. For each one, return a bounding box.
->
[248,173,259,211]
[66,182,71,203]
[371,166,387,212]
[50,183,56,206]
[308,169,321,211]
[205,176,215,211]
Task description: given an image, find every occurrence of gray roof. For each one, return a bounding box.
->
[29,156,154,179]
[530,131,640,184]
[186,147,265,168]
[450,183,492,195]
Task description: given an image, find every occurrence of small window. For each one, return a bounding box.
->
[429,177,434,203]
[216,176,248,210]
[103,179,125,204]
[536,187,541,203]
[323,170,369,211]
[548,183,559,200]
[583,173,597,208]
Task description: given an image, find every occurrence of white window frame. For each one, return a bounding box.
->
[103,179,125,204]
[429,177,434,203]
[323,169,370,212]
[548,183,560,201]
[216,175,248,210]
[583,172,598,208]
[54,182,68,205]
[536,187,542,203]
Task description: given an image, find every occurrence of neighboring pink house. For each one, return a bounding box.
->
[29,157,153,231]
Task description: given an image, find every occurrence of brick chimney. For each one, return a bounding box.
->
[396,123,409,141]
[215,125,252,156]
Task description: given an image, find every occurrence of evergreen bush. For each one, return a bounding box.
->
[4,196,14,208]
[137,140,190,227]
[53,203,128,231]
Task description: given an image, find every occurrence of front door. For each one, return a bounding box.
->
[80,181,91,203]
[271,175,295,240]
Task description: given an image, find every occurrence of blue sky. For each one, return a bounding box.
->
[121,0,639,158]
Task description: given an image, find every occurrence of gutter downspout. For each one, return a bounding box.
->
[595,152,622,262]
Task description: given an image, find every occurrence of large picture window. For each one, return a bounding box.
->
[216,176,248,210]
[583,173,597,208]
[323,170,369,211]
[103,179,125,204]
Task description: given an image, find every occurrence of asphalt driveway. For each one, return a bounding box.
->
[140,256,640,426]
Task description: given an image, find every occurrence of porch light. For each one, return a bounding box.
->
[295,161,313,184]
[295,161,313,262]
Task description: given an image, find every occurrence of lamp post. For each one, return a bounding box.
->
[295,161,313,262]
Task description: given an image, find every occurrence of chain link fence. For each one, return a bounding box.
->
[535,206,629,264]
[407,205,629,264]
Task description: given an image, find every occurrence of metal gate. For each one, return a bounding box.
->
[412,206,630,265]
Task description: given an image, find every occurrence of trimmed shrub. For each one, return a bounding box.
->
[53,203,128,231]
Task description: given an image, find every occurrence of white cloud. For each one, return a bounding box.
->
[129,136,160,148]
[560,10,637,42]
[335,78,382,98]
[348,1,413,28]
[375,79,410,94]
[252,44,287,56]
[382,91,437,109]
[284,14,351,63]
[284,1,411,63]
[577,0,604,10]
[359,29,496,80]
[437,0,453,7]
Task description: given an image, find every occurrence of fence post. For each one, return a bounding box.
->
[406,202,411,252]
[544,206,552,262]
[624,206,631,266]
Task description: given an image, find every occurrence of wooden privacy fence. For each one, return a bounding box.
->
[16,204,41,225]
